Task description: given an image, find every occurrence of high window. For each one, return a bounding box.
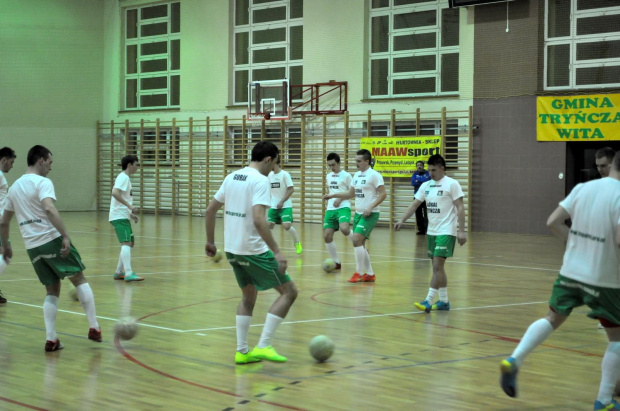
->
[545,0,620,90]
[123,2,181,110]
[233,0,303,105]
[369,0,459,98]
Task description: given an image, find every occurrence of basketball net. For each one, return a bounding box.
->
[250,117,263,129]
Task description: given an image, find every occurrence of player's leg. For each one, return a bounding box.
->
[500,275,579,398]
[350,214,366,282]
[597,325,620,410]
[281,209,301,254]
[267,208,278,230]
[356,213,379,282]
[323,210,341,267]
[0,244,7,303]
[67,271,102,342]
[111,219,143,281]
[43,280,62,351]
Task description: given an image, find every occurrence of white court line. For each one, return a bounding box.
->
[184,300,548,333]
[6,301,182,332]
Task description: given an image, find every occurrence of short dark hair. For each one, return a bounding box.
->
[416,160,424,166]
[121,155,139,170]
[27,145,52,166]
[596,147,615,163]
[0,147,16,160]
[326,152,340,163]
[427,154,446,169]
[356,149,371,163]
[613,151,620,172]
[251,140,279,162]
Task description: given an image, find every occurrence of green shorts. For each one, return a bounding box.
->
[323,208,351,230]
[549,274,620,325]
[111,219,134,243]
[268,207,294,224]
[427,235,456,258]
[225,250,291,291]
[26,237,86,286]
[353,212,380,239]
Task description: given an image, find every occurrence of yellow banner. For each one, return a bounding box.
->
[537,94,620,141]
[360,137,442,177]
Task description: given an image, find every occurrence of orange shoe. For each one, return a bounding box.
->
[361,274,375,282]
[348,272,362,283]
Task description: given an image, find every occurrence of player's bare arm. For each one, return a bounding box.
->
[0,210,14,261]
[324,186,355,201]
[112,188,138,213]
[454,197,467,245]
[253,204,287,274]
[394,199,422,231]
[546,205,570,242]
[205,198,223,256]
[278,186,294,209]
[363,185,387,217]
[42,197,71,257]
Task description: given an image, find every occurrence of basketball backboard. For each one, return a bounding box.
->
[247,79,291,121]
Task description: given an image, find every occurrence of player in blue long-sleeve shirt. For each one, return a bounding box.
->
[411,161,431,235]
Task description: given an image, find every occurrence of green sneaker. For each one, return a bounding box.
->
[113,272,125,280]
[235,350,261,364]
[124,273,144,282]
[294,242,303,254]
[252,346,287,362]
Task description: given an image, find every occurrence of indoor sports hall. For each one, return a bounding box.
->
[1,0,619,410]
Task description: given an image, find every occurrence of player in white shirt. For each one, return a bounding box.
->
[109,155,143,282]
[322,152,353,270]
[394,154,467,312]
[0,145,102,351]
[325,149,387,283]
[268,158,302,254]
[206,141,298,365]
[0,147,16,304]
[499,152,620,410]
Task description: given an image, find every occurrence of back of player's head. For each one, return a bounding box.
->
[356,149,371,163]
[27,145,52,166]
[427,154,446,169]
[326,152,340,163]
[121,155,139,170]
[251,140,279,162]
[596,147,615,163]
[0,147,16,160]
[613,151,620,172]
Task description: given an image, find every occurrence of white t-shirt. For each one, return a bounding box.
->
[326,170,352,210]
[558,178,620,288]
[214,167,271,255]
[415,176,464,236]
[0,170,7,216]
[269,170,294,209]
[5,174,61,249]
[109,172,133,221]
[352,168,385,214]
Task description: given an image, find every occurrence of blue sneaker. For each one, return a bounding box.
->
[432,301,450,311]
[594,399,620,410]
[500,357,519,397]
[414,300,432,313]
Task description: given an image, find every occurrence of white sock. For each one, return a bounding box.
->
[364,247,374,275]
[597,341,620,404]
[354,246,366,274]
[325,242,339,263]
[425,288,438,304]
[236,315,252,353]
[76,283,100,330]
[257,313,283,348]
[512,318,554,367]
[287,226,299,244]
[115,257,124,274]
[439,287,449,302]
[0,256,6,276]
[43,295,59,341]
[120,245,133,274]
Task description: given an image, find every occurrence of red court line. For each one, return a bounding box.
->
[116,299,307,411]
[0,396,48,411]
[310,289,602,358]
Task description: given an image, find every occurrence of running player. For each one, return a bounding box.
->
[268,157,302,254]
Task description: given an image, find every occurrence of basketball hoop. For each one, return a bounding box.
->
[250,116,262,129]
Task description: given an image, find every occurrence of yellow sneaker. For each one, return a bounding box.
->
[295,242,303,254]
[252,345,287,362]
[235,350,261,364]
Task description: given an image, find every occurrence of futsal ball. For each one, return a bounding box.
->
[114,317,139,341]
[322,258,336,273]
[213,249,223,262]
[309,335,335,363]
[68,286,79,301]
